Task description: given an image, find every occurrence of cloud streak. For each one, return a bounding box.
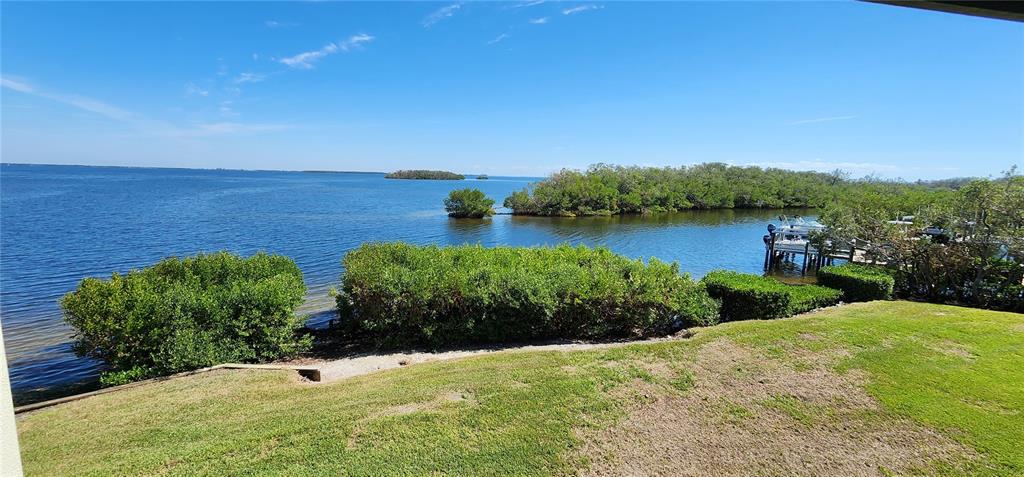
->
[423,4,461,27]
[3,75,289,137]
[184,81,209,97]
[233,72,266,84]
[529,17,550,24]
[510,0,545,8]
[787,115,857,125]
[280,34,374,69]
[487,33,509,45]
[563,4,602,15]
[168,122,289,137]
[264,20,299,29]
[3,75,134,121]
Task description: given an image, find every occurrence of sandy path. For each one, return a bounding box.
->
[304,336,686,383]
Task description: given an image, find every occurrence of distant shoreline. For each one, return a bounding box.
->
[0,163,509,179]
[1,162,387,175]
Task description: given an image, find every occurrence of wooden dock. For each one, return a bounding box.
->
[763,233,872,275]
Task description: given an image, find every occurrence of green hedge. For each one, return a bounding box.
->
[818,263,895,302]
[702,271,842,322]
[61,252,310,385]
[336,243,720,347]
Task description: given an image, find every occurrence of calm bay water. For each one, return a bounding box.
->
[1,163,802,404]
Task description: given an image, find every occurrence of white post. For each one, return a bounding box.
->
[0,323,25,476]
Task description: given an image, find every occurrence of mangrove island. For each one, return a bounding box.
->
[385,170,465,180]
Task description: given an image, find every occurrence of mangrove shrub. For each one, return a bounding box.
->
[61,252,310,385]
[335,243,719,347]
[444,188,496,218]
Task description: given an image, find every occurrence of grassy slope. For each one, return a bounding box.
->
[17,302,1024,476]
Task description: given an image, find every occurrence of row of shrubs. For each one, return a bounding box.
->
[335,243,720,347]
[702,271,843,322]
[63,247,891,385]
[817,263,895,302]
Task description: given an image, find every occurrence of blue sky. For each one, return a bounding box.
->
[1,1,1021,179]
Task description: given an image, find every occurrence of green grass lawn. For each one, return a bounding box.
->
[16,301,1024,476]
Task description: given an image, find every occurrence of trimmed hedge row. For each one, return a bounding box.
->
[335,243,720,347]
[61,252,310,385]
[701,271,842,322]
[817,263,895,302]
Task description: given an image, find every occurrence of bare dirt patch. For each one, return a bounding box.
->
[346,390,478,450]
[375,390,478,418]
[579,339,975,476]
[930,339,978,361]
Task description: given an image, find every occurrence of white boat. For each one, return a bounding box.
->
[775,215,825,239]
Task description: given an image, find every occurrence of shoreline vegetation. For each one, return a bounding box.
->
[385,169,465,180]
[501,163,962,217]
[335,243,718,347]
[61,252,310,386]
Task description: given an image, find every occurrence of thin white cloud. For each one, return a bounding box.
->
[3,75,133,121]
[281,44,340,69]
[487,33,509,45]
[180,122,289,136]
[233,72,266,84]
[563,4,602,15]
[1,76,35,93]
[265,20,299,29]
[339,34,374,50]
[280,34,374,69]
[219,101,239,118]
[529,17,550,24]
[423,4,461,28]
[3,75,289,137]
[511,0,546,8]
[787,115,857,125]
[184,81,209,97]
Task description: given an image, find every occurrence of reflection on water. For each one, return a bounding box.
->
[1,163,809,404]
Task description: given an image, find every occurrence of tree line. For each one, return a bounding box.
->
[501,163,960,216]
[385,170,465,180]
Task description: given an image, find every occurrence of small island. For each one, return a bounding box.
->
[385,170,464,180]
[476,174,489,180]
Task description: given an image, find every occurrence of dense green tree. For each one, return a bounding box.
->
[814,170,1022,311]
[444,188,496,218]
